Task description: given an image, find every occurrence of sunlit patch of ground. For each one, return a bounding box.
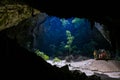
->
[47,59,120,79]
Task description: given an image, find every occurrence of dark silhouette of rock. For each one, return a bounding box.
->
[87,75,101,80]
[0,29,67,80]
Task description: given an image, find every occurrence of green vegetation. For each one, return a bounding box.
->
[53,57,61,62]
[65,30,74,55]
[35,49,49,60]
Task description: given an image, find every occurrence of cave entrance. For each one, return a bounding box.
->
[7,12,112,62]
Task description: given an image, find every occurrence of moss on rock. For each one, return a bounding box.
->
[0,4,40,31]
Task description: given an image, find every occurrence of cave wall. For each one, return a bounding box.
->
[0,1,40,31]
[0,0,120,55]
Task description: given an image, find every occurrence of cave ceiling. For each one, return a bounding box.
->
[0,0,120,28]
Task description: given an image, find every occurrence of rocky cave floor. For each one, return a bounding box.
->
[47,59,120,80]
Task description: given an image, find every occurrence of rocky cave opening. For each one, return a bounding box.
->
[0,0,120,80]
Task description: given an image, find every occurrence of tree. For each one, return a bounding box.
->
[64,30,74,55]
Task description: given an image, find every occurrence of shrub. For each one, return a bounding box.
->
[35,49,49,60]
[53,57,61,62]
